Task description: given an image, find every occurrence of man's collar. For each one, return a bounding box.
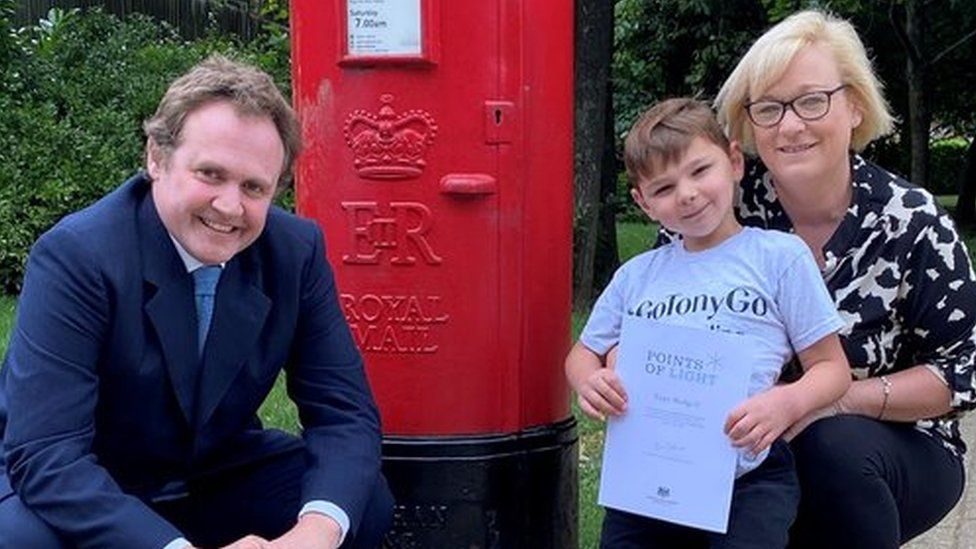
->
[168,234,225,272]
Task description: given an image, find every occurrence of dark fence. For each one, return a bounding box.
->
[13,0,259,39]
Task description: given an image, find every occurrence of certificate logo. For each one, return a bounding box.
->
[643,349,719,387]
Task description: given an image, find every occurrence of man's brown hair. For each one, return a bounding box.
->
[143,54,302,186]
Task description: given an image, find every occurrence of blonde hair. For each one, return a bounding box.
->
[624,97,731,187]
[715,10,893,154]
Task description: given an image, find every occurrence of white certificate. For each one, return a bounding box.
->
[598,318,754,533]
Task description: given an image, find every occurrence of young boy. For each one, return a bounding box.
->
[566,98,852,548]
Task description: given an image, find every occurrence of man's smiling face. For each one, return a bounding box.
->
[148,100,284,264]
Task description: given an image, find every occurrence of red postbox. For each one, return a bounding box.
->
[291,1,575,546]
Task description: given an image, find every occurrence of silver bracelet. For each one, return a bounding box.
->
[877,375,892,420]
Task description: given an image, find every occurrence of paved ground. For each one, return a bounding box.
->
[904,416,974,549]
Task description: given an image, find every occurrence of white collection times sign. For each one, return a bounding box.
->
[347,0,422,56]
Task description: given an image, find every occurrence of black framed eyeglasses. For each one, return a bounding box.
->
[744,84,848,127]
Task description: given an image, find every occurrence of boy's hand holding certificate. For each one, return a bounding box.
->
[598,317,754,533]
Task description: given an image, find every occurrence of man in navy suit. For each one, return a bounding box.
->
[0,56,392,548]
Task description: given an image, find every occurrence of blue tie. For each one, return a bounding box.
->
[192,266,222,357]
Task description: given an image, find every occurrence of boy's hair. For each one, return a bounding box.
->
[144,54,302,186]
[715,10,893,154]
[623,98,730,188]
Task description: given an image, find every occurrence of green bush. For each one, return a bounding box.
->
[865,136,970,196]
[931,137,971,196]
[0,7,291,294]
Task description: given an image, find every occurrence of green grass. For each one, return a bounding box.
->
[571,310,606,547]
[939,194,958,211]
[257,373,300,433]
[575,220,659,547]
[616,220,658,263]
[0,296,15,358]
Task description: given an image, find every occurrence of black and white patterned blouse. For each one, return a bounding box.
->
[660,154,976,455]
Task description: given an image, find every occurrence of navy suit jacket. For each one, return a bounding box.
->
[0,173,383,547]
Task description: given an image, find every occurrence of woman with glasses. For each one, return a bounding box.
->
[713,9,976,548]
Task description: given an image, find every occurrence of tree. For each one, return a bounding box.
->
[569,0,769,307]
[613,0,768,136]
[573,0,615,310]
[914,1,976,223]
[576,0,976,305]
[961,141,976,224]
[610,1,976,216]
[858,1,976,217]
[891,0,931,187]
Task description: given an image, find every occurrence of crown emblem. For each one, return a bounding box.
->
[343,94,438,180]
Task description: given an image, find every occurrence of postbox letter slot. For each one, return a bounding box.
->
[439,173,497,196]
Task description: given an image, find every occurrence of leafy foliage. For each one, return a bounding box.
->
[832,1,976,183]
[0,7,290,294]
[931,137,971,195]
[613,0,769,138]
[611,0,976,209]
[611,0,771,222]
[0,0,18,68]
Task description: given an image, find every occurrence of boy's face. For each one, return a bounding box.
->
[632,137,744,252]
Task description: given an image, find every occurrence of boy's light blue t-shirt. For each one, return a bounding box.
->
[580,227,844,475]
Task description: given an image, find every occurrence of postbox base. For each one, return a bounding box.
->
[381,417,578,549]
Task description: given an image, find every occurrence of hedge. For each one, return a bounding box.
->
[0,3,290,294]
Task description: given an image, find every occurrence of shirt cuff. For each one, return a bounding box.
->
[924,363,950,386]
[300,500,350,546]
[162,537,191,549]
